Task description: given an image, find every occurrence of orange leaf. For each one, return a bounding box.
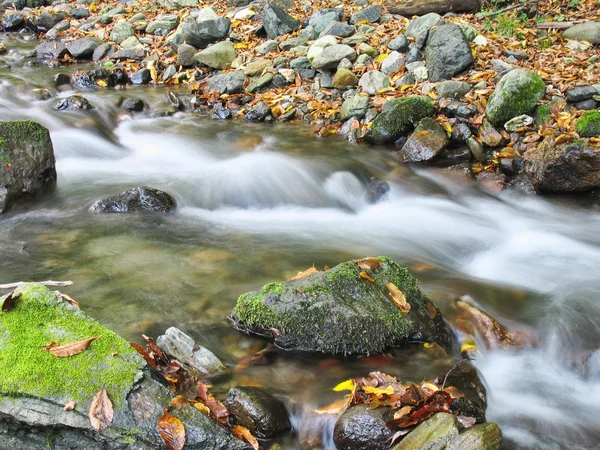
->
[169,395,190,409]
[288,266,318,281]
[359,272,375,283]
[158,409,186,450]
[386,283,411,313]
[393,405,413,420]
[354,257,381,270]
[88,389,113,431]
[59,292,79,308]
[44,336,100,357]
[232,425,260,450]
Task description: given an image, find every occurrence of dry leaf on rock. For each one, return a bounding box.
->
[288,266,318,281]
[89,389,113,431]
[386,282,411,313]
[58,292,79,308]
[1,290,19,312]
[354,257,381,270]
[359,271,375,282]
[232,425,259,450]
[158,409,186,450]
[44,336,100,357]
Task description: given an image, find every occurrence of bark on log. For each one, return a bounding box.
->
[386,0,481,16]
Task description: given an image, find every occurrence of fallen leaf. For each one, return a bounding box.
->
[288,266,318,281]
[425,300,437,319]
[363,385,395,396]
[88,389,113,431]
[393,405,413,420]
[58,292,79,308]
[192,401,211,415]
[64,401,76,411]
[44,336,100,358]
[333,379,354,392]
[158,409,186,450]
[169,395,190,409]
[232,425,259,450]
[354,257,381,270]
[386,283,411,313]
[1,290,19,312]
[359,271,375,283]
[314,398,349,415]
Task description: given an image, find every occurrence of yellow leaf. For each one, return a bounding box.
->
[461,340,477,353]
[288,266,318,281]
[354,257,381,270]
[442,122,452,133]
[333,379,354,392]
[386,282,411,313]
[376,53,388,64]
[363,385,394,396]
[96,79,107,87]
[192,402,211,416]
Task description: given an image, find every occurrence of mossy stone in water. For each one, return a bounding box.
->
[230,256,453,355]
[575,110,600,138]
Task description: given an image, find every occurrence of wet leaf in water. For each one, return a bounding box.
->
[1,290,19,312]
[359,271,375,283]
[88,389,113,431]
[44,336,100,358]
[288,266,318,281]
[333,379,354,392]
[232,425,260,450]
[314,398,350,415]
[158,409,186,450]
[386,283,411,313]
[354,257,381,270]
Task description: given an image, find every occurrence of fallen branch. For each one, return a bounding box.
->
[536,21,581,29]
[0,280,73,289]
[385,0,481,16]
[483,3,525,17]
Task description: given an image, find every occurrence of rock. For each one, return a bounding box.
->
[574,99,599,110]
[245,73,273,93]
[243,58,272,76]
[121,97,145,112]
[405,13,441,49]
[406,44,423,64]
[110,20,134,44]
[359,70,390,95]
[1,0,25,9]
[131,68,151,84]
[307,35,338,63]
[358,43,379,58]
[490,58,513,75]
[194,40,236,69]
[450,121,472,143]
[388,34,409,52]
[399,117,449,163]
[425,22,473,82]
[366,177,390,203]
[459,23,477,41]
[90,186,176,213]
[113,46,146,60]
[309,11,339,33]
[473,35,488,46]
[1,13,24,30]
[182,18,230,49]
[244,101,272,122]
[504,114,533,132]
[65,37,100,59]
[35,41,69,59]
[565,85,599,103]
[92,43,112,60]
[467,136,485,162]
[367,96,436,145]
[146,14,179,35]
[229,256,452,354]
[224,387,291,438]
[575,110,600,137]
[485,69,546,127]
[478,120,503,147]
[341,94,369,120]
[563,21,600,44]
[256,39,279,54]
[381,51,404,75]
[333,68,359,89]
[196,7,219,22]
[435,80,471,99]
[445,422,502,450]
[505,173,537,195]
[34,11,67,32]
[0,120,56,214]
[208,70,246,94]
[441,100,477,119]
[350,5,382,25]
[391,413,459,450]
[396,72,416,87]
[177,42,197,66]
[54,73,71,87]
[262,3,300,39]
[290,56,310,70]
[54,95,94,111]
[0,285,248,450]
[312,44,357,69]
[320,21,356,38]
[156,327,229,378]
[333,404,394,450]
[120,36,142,49]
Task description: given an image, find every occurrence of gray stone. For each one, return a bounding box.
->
[256,39,279,54]
[467,136,485,162]
[425,22,473,82]
[381,51,404,75]
[90,186,176,213]
[566,85,599,103]
[244,101,272,122]
[388,34,409,52]
[358,42,379,57]
[65,37,100,59]
[162,65,177,81]
[262,3,300,39]
[319,21,355,38]
[196,7,219,23]
[436,80,471,99]
[243,58,272,76]
[391,413,459,450]
[194,40,236,69]
[121,97,146,112]
[113,46,146,60]
[54,95,94,111]
[131,68,151,85]
[290,56,310,70]
[280,36,309,51]
[92,43,113,60]
[459,23,477,41]
[405,12,441,49]
[309,11,339,33]
[406,44,423,64]
[563,21,600,44]
[146,15,179,35]
[119,36,142,49]
[312,44,357,69]
[110,20,134,44]
[334,404,394,450]
[504,114,533,132]
[182,18,230,49]
[399,117,449,163]
[396,72,415,87]
[35,41,69,59]
[350,5,382,25]
[245,73,273,93]
[177,43,197,66]
[359,70,390,95]
[341,94,369,120]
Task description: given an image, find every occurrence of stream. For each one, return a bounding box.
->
[1,32,600,450]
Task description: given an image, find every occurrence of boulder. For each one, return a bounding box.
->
[0,285,249,450]
[262,3,300,39]
[349,5,382,25]
[575,110,600,137]
[131,68,151,85]
[177,43,197,66]
[89,186,176,213]
[562,21,600,44]
[399,117,449,163]
[485,69,546,127]
[425,22,473,82]
[565,85,599,103]
[333,68,359,89]
[359,70,390,95]
[312,44,357,69]
[35,41,69,59]
[207,71,246,94]
[0,120,56,214]
[224,387,291,438]
[435,80,471,99]
[405,13,441,49]
[341,94,369,120]
[113,46,146,60]
[391,413,459,450]
[182,18,230,49]
[120,97,145,112]
[367,96,436,145]
[388,34,409,52]
[110,20,134,44]
[66,37,100,59]
[445,423,502,450]
[334,404,394,450]
[381,51,405,75]
[194,40,237,69]
[526,138,600,193]
[229,256,453,355]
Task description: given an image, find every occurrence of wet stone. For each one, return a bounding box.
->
[90,186,176,213]
[54,95,94,111]
[121,97,145,112]
[334,404,394,450]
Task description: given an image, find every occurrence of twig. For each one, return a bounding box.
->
[441,360,465,390]
[0,280,73,289]
[536,21,580,29]
[484,3,525,17]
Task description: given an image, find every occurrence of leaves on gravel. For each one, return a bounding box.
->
[88,389,113,431]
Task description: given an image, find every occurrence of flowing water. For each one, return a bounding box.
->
[1,33,600,450]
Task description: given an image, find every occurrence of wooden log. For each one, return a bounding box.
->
[386,0,481,16]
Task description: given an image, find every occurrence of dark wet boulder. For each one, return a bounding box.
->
[54,95,94,111]
[224,386,291,438]
[90,186,176,213]
[0,120,56,214]
[230,256,453,355]
[262,3,300,39]
[1,13,24,30]
[0,284,249,450]
[366,177,390,203]
[35,41,69,59]
[54,73,71,87]
[244,101,272,122]
[367,96,436,145]
[66,37,100,59]
[444,361,487,423]
[333,404,394,450]
[425,22,474,82]
[120,97,145,112]
[398,117,449,163]
[1,0,25,9]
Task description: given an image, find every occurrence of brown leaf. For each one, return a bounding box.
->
[288,266,318,281]
[59,292,80,308]
[169,395,191,409]
[129,342,157,369]
[359,271,375,283]
[1,290,19,312]
[393,405,413,420]
[386,283,411,313]
[88,389,114,431]
[425,300,437,319]
[64,401,76,411]
[354,257,381,270]
[232,425,259,450]
[45,336,100,358]
[158,409,186,450]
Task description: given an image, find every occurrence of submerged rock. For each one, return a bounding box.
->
[230,256,453,355]
[398,117,449,163]
[90,186,176,213]
[0,120,56,214]
[54,95,94,111]
[334,404,394,450]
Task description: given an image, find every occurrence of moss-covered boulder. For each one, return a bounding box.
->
[0,120,56,214]
[485,69,546,127]
[0,284,249,450]
[229,257,453,355]
[575,110,600,138]
[366,97,436,145]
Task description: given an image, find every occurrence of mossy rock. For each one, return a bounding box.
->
[0,285,249,450]
[366,97,436,145]
[575,110,600,138]
[230,257,453,355]
[485,69,546,127]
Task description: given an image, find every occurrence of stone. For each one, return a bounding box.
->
[262,3,300,39]
[504,114,533,132]
[485,69,546,126]
[90,186,176,213]
[1,13,24,30]
[157,327,229,378]
[341,94,369,120]
[113,46,146,60]
[359,70,390,95]
[366,177,390,203]
[399,117,449,163]
[333,68,359,89]
[381,51,404,75]
[92,43,112,60]
[278,68,295,83]
[563,21,600,44]
[34,11,67,32]
[467,136,485,162]
[230,256,452,354]
[445,422,502,450]
[196,7,219,23]
[406,44,423,64]
[358,42,379,57]
[441,100,477,118]
[119,36,142,49]
[309,11,339,33]
[405,12,441,49]
[146,15,179,35]
[0,121,56,214]
[162,65,177,81]
[244,101,272,122]
[478,120,503,147]
[425,22,474,82]
[243,58,272,76]
[225,387,291,439]
[182,18,231,49]
[312,44,357,69]
[65,37,100,59]
[350,5,382,25]
[435,80,471,99]
[473,35,488,46]
[391,413,459,450]
[54,73,71,87]
[208,71,246,94]
[54,95,94,111]
[334,404,394,450]
[459,23,477,41]
[35,41,69,59]
[245,73,273,93]
[388,34,409,52]
[194,40,236,69]
[131,68,151,84]
[110,20,134,44]
[177,43,197,66]
[575,110,600,137]
[574,99,599,110]
[320,21,355,38]
[256,39,279,54]
[566,85,599,103]
[307,35,338,62]
[396,72,415,87]
[343,34,369,45]
[290,56,310,70]
[338,58,353,70]
[121,97,145,112]
[505,173,537,195]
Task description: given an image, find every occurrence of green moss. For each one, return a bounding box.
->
[535,104,551,127]
[0,284,144,409]
[575,110,600,138]
[0,120,51,147]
